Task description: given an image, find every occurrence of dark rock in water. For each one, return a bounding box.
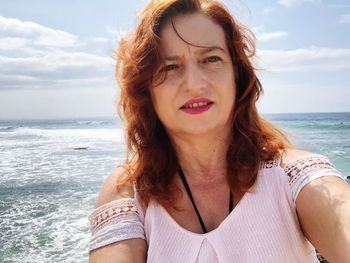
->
[73,147,89,150]
[0,126,15,132]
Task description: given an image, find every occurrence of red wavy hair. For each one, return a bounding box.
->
[116,0,290,208]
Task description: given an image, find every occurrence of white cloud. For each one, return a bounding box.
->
[0,16,115,90]
[0,16,116,91]
[0,37,29,50]
[0,16,77,48]
[258,31,288,41]
[256,46,350,72]
[339,13,350,24]
[253,25,288,42]
[0,51,114,89]
[277,0,316,8]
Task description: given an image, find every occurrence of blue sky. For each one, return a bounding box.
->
[0,0,349,119]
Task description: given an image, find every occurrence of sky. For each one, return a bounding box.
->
[0,0,349,119]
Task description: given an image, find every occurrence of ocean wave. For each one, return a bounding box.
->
[0,192,92,263]
[5,127,124,142]
[76,120,111,126]
[330,150,347,156]
[0,126,16,132]
[284,122,350,130]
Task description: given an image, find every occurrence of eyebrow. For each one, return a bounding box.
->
[164,46,227,61]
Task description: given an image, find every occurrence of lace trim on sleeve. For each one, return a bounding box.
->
[89,198,145,251]
[89,198,138,234]
[284,155,335,184]
[283,154,344,205]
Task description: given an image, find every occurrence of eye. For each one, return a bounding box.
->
[160,64,179,72]
[204,56,222,63]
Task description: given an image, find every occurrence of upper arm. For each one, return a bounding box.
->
[296,176,350,262]
[89,167,147,263]
[282,148,350,262]
[89,239,147,263]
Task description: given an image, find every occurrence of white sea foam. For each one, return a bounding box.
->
[10,127,124,142]
[330,150,347,156]
[76,120,108,126]
[0,186,96,262]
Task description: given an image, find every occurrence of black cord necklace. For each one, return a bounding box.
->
[178,166,234,234]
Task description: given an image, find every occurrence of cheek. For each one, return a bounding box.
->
[150,88,171,118]
[221,73,236,109]
[218,71,236,94]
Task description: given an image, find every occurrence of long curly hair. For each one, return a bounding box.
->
[116,0,290,208]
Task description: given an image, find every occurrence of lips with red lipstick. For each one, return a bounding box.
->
[179,98,214,115]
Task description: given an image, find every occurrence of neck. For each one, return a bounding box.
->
[170,129,231,185]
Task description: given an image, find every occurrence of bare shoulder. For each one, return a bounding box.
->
[89,167,147,263]
[95,166,134,208]
[280,147,314,168]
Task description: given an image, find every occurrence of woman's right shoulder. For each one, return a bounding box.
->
[89,165,147,262]
[95,165,134,208]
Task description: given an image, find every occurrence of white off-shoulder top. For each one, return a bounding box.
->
[89,154,345,262]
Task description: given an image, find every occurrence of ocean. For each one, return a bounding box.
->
[0,112,349,263]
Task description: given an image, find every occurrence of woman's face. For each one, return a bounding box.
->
[150,13,236,138]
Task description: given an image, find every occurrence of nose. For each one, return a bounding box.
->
[182,62,206,94]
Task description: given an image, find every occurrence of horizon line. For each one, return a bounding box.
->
[0,111,349,121]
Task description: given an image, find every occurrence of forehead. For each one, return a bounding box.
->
[159,13,227,55]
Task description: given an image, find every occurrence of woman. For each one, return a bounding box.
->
[88,0,350,262]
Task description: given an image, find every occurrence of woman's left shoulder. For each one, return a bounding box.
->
[278,148,346,204]
[280,148,321,167]
[280,148,337,174]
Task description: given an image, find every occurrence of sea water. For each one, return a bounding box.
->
[0,113,349,263]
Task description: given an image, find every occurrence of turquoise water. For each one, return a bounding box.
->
[265,112,350,174]
[0,113,349,262]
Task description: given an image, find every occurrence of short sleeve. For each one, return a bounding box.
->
[283,154,345,205]
[88,198,145,252]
